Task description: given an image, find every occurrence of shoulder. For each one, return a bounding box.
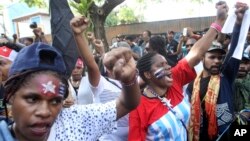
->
[0,120,15,141]
[59,101,117,120]
[137,96,162,111]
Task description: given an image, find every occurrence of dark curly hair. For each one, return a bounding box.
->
[136,52,157,84]
[3,70,69,121]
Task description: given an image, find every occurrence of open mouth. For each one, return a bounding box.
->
[30,123,51,136]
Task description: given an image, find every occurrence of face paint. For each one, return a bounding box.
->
[39,79,66,97]
[42,81,56,94]
[154,67,165,79]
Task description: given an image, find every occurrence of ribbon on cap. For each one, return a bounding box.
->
[0,46,18,62]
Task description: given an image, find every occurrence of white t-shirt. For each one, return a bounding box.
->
[90,76,128,141]
[47,101,116,141]
[71,76,93,105]
[91,76,121,103]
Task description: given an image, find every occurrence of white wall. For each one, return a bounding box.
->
[41,15,51,35]
[16,14,51,38]
[1,8,14,36]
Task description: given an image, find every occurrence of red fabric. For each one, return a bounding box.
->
[189,73,220,141]
[0,46,12,58]
[128,59,196,140]
[76,58,84,68]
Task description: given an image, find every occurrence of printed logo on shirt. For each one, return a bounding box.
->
[216,103,233,126]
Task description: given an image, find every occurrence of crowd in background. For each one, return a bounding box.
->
[0,1,249,141]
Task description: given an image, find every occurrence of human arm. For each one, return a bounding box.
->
[103,47,141,119]
[185,1,228,68]
[1,34,25,48]
[222,2,249,82]
[70,17,100,87]
[176,35,187,56]
[92,39,105,59]
[33,28,49,44]
[186,27,202,40]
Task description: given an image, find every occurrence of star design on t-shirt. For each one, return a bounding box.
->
[161,97,173,108]
[42,81,56,94]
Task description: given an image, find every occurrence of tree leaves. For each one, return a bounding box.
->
[20,0,47,8]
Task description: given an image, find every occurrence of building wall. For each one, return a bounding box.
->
[5,3,38,36]
[15,14,51,39]
[105,16,216,45]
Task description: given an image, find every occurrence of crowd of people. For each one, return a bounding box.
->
[0,1,249,141]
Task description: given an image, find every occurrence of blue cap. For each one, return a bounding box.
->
[9,42,67,77]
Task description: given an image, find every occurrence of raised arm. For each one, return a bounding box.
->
[103,47,141,119]
[176,35,187,56]
[185,1,228,68]
[70,17,100,87]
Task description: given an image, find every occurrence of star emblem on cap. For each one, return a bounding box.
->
[42,81,56,94]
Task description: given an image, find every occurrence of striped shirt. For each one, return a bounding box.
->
[129,59,196,141]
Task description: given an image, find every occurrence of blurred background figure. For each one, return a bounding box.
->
[23,37,34,46]
[69,58,85,94]
[165,30,179,66]
[0,42,22,118]
[110,34,124,49]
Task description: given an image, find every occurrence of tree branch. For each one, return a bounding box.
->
[103,0,125,16]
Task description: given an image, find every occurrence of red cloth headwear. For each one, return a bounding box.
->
[0,46,18,62]
[75,58,84,68]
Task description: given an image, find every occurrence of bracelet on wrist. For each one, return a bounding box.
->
[210,22,222,33]
[121,69,139,87]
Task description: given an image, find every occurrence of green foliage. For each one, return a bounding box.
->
[117,6,139,24]
[69,0,94,31]
[20,0,47,8]
[105,11,119,26]
[0,5,3,10]
[69,0,93,17]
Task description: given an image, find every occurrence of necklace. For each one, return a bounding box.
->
[145,86,172,107]
[145,86,188,131]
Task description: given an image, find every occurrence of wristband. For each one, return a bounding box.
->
[121,69,139,87]
[210,23,222,33]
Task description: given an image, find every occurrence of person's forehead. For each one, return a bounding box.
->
[29,73,66,96]
[152,54,167,63]
[167,32,174,35]
[143,31,149,36]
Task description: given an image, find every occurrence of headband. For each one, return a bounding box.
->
[75,58,84,68]
[0,46,18,62]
